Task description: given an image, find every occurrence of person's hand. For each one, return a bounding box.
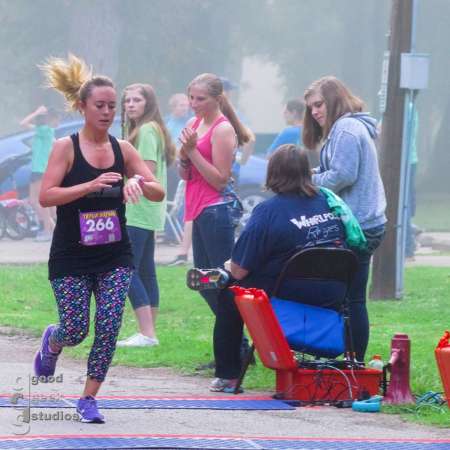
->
[123,177,143,204]
[179,127,198,154]
[88,172,122,193]
[35,105,48,116]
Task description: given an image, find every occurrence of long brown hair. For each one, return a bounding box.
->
[266,144,317,197]
[302,76,364,149]
[188,73,251,146]
[39,53,114,112]
[121,83,176,166]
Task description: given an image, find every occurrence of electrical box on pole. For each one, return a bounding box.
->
[400,53,430,90]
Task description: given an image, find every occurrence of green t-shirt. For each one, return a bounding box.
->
[31,125,55,173]
[126,122,167,231]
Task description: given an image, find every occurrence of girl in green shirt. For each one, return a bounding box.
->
[118,84,176,347]
[20,105,59,241]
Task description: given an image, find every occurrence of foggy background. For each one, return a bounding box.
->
[0,0,448,228]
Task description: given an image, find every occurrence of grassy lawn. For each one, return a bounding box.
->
[0,264,448,426]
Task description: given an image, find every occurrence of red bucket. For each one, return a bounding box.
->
[435,331,450,408]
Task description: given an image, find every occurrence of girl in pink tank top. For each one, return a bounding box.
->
[177,73,251,387]
[184,114,230,221]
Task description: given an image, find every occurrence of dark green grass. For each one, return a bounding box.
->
[0,264,448,426]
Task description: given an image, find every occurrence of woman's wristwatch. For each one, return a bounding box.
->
[178,158,191,169]
[132,174,145,186]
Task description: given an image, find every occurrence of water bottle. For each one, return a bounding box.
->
[352,395,383,413]
[368,354,384,371]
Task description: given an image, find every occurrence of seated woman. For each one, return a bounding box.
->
[188,144,347,393]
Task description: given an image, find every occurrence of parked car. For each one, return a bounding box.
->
[0,118,121,197]
[237,153,269,226]
[235,132,276,226]
[0,120,273,229]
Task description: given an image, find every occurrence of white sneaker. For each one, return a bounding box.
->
[209,377,242,393]
[34,232,52,242]
[116,333,159,347]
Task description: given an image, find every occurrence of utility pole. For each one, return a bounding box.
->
[370,0,413,299]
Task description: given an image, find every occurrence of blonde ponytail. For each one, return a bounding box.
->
[39,54,114,111]
[40,54,92,111]
[219,95,251,146]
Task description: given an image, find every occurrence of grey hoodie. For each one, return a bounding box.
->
[312,113,386,230]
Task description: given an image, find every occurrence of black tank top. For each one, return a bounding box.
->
[48,133,133,280]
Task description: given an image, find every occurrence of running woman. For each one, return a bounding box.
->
[33,54,164,423]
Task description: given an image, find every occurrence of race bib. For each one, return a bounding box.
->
[79,210,122,246]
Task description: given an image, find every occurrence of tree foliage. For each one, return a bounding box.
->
[0,0,448,193]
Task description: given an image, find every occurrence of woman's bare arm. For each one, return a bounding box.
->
[120,140,165,202]
[39,138,123,207]
[230,261,249,280]
[181,122,236,191]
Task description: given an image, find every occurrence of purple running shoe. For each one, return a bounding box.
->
[34,324,61,377]
[76,396,105,423]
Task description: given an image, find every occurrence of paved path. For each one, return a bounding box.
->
[0,236,187,266]
[0,329,449,440]
[1,233,449,266]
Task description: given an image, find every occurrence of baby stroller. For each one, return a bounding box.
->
[0,152,39,240]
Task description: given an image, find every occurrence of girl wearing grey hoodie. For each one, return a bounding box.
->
[303,76,387,362]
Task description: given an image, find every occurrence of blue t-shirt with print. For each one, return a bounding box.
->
[266,126,302,157]
[231,192,345,307]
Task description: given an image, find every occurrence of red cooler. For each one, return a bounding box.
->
[435,331,450,408]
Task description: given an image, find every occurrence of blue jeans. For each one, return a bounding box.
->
[348,224,386,362]
[127,226,159,309]
[192,203,235,314]
[214,274,276,379]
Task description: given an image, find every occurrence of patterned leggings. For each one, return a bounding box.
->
[50,267,132,382]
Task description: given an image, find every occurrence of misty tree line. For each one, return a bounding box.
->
[0,0,448,193]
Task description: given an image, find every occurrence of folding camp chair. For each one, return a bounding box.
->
[164,179,185,244]
[232,286,382,402]
[233,247,364,397]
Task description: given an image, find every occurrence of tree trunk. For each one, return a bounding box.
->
[370,0,413,300]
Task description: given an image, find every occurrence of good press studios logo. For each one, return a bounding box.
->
[11,373,80,435]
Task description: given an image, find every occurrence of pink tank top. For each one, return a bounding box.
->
[184,115,229,221]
